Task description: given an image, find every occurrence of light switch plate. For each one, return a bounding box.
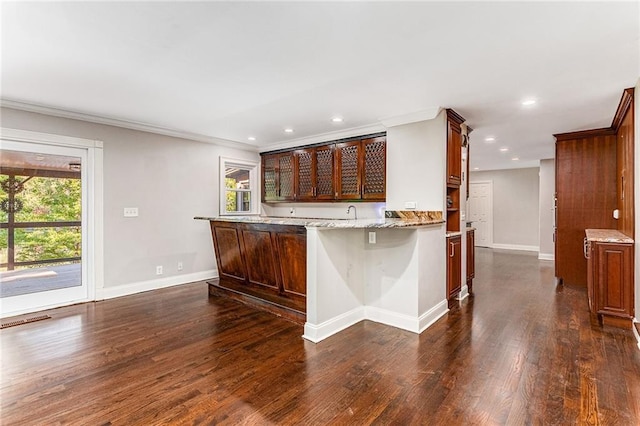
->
[124,207,138,217]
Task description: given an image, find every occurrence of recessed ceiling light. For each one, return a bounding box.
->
[511,157,520,161]
[499,147,509,152]
[331,117,343,123]
[284,128,294,133]
[247,136,256,141]
[521,98,537,106]
[484,137,495,143]
[473,167,480,170]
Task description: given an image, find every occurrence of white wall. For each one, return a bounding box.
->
[470,167,540,250]
[262,202,385,219]
[1,107,259,293]
[538,159,555,260]
[386,111,447,212]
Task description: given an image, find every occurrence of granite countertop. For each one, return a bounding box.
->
[194,214,444,229]
[466,227,476,232]
[585,229,634,243]
[445,231,463,237]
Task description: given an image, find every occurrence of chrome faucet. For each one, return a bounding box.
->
[347,205,357,220]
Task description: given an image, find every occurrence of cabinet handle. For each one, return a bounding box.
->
[583,238,590,260]
[450,242,454,257]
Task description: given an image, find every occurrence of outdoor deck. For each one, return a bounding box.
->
[0,263,81,298]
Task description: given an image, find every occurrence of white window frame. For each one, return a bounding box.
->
[219,156,259,216]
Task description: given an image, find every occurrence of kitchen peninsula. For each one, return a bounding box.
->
[197,211,448,342]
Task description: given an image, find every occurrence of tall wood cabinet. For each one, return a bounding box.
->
[555,88,634,288]
[556,88,634,329]
[445,109,466,304]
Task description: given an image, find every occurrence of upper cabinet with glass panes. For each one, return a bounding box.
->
[260,133,386,203]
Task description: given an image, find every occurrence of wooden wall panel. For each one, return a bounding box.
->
[555,134,618,286]
[241,230,279,289]
[212,225,246,281]
[276,233,307,297]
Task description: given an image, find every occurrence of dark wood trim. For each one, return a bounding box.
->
[260,131,387,156]
[611,88,634,132]
[0,257,81,268]
[554,127,616,141]
[0,167,81,179]
[445,108,465,126]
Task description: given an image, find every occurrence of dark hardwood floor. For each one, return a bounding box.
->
[2,248,639,425]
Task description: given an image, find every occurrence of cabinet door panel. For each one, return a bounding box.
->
[278,153,295,200]
[296,149,314,200]
[335,141,362,200]
[315,145,335,200]
[262,154,277,201]
[447,119,462,186]
[213,226,246,281]
[241,230,279,289]
[362,137,386,200]
[276,232,307,297]
[447,235,462,299]
[596,243,633,317]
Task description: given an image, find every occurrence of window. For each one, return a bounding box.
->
[219,157,259,215]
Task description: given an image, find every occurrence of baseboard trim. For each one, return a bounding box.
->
[303,307,365,343]
[418,300,449,333]
[633,318,640,351]
[302,300,449,343]
[492,243,540,252]
[538,253,555,261]
[96,269,217,300]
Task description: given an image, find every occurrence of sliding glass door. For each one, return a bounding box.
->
[0,140,89,315]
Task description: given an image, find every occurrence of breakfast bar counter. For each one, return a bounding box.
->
[197,211,448,342]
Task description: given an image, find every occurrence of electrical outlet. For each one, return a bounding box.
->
[156,265,163,275]
[177,261,183,271]
[124,207,138,217]
[368,231,376,244]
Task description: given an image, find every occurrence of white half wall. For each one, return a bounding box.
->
[1,107,259,293]
[470,167,540,249]
[386,111,446,212]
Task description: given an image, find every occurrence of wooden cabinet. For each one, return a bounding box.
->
[446,109,464,187]
[209,220,307,319]
[335,136,386,201]
[555,89,634,287]
[295,145,334,201]
[586,237,634,327]
[446,234,462,301]
[466,229,475,293]
[261,152,295,202]
[262,133,386,203]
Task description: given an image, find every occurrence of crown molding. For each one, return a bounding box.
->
[378,107,442,128]
[0,99,260,152]
[260,123,386,153]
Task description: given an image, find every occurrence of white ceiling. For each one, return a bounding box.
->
[1,2,638,171]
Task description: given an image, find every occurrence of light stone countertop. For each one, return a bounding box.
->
[585,229,634,243]
[194,215,444,229]
[445,231,463,237]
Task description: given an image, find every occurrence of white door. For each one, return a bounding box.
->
[0,139,91,316]
[468,181,493,247]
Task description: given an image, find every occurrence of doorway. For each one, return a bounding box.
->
[468,181,493,248]
[0,129,103,317]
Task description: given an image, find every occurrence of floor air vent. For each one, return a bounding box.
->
[1,315,51,329]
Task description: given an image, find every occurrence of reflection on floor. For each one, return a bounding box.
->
[0,263,81,298]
